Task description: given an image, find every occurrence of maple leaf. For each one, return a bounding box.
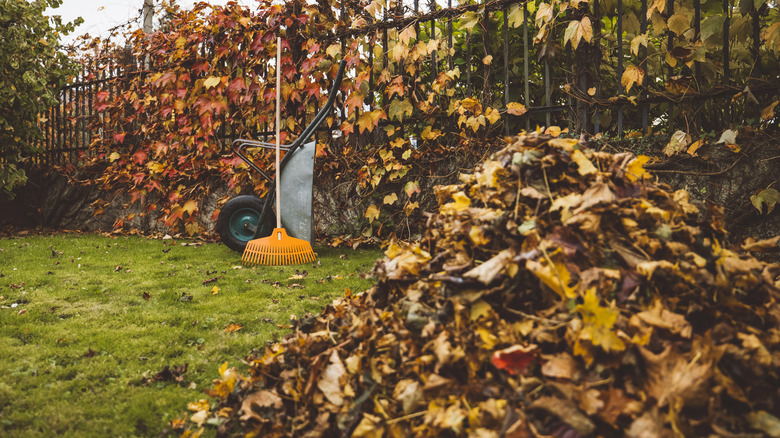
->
[563,17,593,50]
[621,65,645,92]
[383,193,398,205]
[357,109,385,134]
[365,205,380,223]
[576,289,626,353]
[388,98,413,121]
[182,200,198,215]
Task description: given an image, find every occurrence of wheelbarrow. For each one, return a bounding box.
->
[216,60,346,253]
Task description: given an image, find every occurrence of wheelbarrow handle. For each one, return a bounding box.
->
[231,60,347,180]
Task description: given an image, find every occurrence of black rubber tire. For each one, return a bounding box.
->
[216,195,275,253]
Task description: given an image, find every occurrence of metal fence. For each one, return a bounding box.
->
[34,0,779,163]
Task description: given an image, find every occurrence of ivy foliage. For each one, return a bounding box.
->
[75,0,779,236]
[0,0,80,199]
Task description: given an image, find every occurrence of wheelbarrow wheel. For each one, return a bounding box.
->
[216,195,275,253]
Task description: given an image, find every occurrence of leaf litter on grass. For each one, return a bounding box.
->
[186,132,780,437]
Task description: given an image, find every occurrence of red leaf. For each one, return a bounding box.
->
[133,150,148,165]
[491,344,538,375]
[113,133,127,144]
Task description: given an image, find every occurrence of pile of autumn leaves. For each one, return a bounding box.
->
[184,133,780,437]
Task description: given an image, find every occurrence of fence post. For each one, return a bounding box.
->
[617,0,624,136]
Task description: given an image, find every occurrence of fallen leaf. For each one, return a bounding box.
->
[225,323,242,333]
[491,344,538,375]
[317,350,347,406]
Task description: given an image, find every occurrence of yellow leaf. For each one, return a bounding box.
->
[326,43,341,58]
[621,65,645,92]
[576,289,626,352]
[761,100,778,120]
[506,102,528,116]
[365,205,380,223]
[203,76,221,89]
[182,200,198,215]
[686,140,703,156]
[563,17,593,50]
[383,193,398,205]
[109,152,121,162]
[399,25,416,45]
[587,87,596,96]
[147,161,165,174]
[526,257,578,299]
[630,33,648,56]
[403,201,418,216]
[535,3,554,27]
[477,160,504,188]
[668,12,692,36]
[211,286,220,295]
[225,323,242,333]
[626,155,650,181]
[402,149,412,160]
[545,126,562,137]
[482,55,493,65]
[485,107,501,125]
[469,226,489,245]
[421,125,442,140]
[548,137,578,152]
[188,399,210,412]
[442,191,471,213]
[572,150,597,175]
[357,109,385,134]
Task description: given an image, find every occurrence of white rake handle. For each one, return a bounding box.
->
[275,37,282,232]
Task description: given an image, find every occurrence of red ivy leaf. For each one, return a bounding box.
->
[113,133,127,144]
[491,344,538,375]
[133,150,148,165]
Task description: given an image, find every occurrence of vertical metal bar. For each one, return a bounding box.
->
[414,0,419,37]
[448,0,453,70]
[694,0,701,87]
[545,60,551,127]
[722,0,730,83]
[504,6,509,136]
[594,0,600,134]
[722,0,730,122]
[666,0,674,79]
[617,0,623,136]
[466,30,472,94]
[430,0,437,79]
[640,0,648,133]
[751,8,761,77]
[523,1,530,131]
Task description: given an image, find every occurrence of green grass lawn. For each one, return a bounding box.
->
[0,233,382,437]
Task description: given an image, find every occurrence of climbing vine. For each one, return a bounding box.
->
[71,0,779,237]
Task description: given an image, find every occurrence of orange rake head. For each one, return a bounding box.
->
[241,228,317,266]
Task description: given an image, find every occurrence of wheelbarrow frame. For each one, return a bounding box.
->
[217,60,346,252]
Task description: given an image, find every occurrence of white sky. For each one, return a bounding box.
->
[46,0,256,45]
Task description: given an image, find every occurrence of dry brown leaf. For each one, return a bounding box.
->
[541,352,579,380]
[640,346,712,407]
[239,390,283,423]
[463,249,517,285]
[528,396,595,436]
[635,300,692,338]
[317,350,347,406]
